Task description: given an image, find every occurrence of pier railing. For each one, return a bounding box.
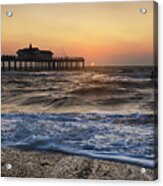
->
[1,56,85,71]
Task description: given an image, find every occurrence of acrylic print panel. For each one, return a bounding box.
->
[1,1,158,180]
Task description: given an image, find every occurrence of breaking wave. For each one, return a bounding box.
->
[1,112,157,168]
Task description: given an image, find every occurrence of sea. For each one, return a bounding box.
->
[1,66,157,168]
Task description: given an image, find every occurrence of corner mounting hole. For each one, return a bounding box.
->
[6,11,13,17]
[140,167,146,174]
[140,8,147,14]
[6,163,12,170]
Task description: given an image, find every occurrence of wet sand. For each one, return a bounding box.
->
[1,147,157,180]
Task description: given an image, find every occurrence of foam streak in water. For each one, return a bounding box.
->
[1,112,156,168]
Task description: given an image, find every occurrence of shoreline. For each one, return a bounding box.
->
[1,147,157,180]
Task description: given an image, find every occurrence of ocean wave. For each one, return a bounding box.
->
[1,112,157,168]
[2,67,154,114]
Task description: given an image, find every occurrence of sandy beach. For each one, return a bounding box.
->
[1,147,157,180]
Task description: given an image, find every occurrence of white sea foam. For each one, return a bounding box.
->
[1,112,157,168]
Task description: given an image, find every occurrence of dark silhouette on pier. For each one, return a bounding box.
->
[1,44,85,71]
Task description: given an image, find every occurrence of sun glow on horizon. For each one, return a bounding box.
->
[2,2,154,66]
[90,62,95,67]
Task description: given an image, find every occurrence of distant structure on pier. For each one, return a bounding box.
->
[17,44,53,61]
[1,44,85,71]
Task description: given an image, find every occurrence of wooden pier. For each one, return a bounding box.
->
[1,55,85,71]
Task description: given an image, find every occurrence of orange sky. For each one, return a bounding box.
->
[2,2,154,66]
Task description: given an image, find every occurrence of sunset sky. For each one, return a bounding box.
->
[2,2,154,66]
